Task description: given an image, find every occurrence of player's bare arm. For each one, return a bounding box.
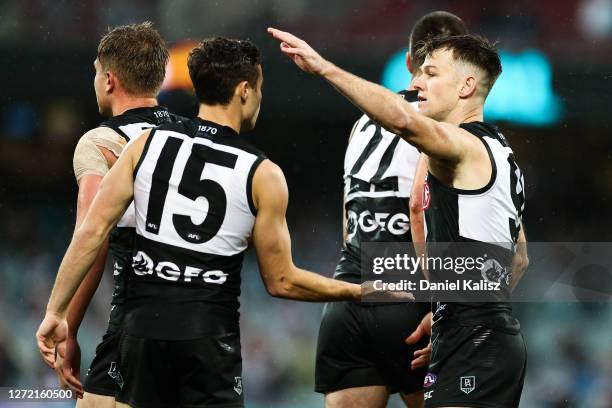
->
[36,130,150,380]
[54,128,124,394]
[510,225,529,291]
[409,153,428,268]
[252,159,361,301]
[54,174,107,397]
[268,29,478,157]
[67,130,124,339]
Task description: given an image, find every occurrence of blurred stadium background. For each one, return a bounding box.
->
[1,0,612,407]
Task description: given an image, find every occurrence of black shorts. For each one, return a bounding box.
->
[424,323,527,408]
[115,332,244,408]
[315,301,429,395]
[83,330,121,396]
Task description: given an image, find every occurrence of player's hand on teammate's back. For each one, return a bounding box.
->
[405,312,433,370]
[55,338,84,398]
[267,28,332,76]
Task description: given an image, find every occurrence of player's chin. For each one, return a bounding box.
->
[419,106,441,121]
[417,104,431,117]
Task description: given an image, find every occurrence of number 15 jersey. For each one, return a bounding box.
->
[126,118,265,340]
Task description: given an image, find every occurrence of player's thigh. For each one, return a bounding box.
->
[115,333,177,407]
[74,393,115,408]
[315,301,381,393]
[114,402,131,408]
[426,325,525,407]
[172,333,244,407]
[325,385,389,408]
[400,390,424,408]
[82,331,121,398]
[366,303,429,395]
[75,393,115,408]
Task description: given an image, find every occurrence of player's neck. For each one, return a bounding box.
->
[111,96,158,116]
[445,104,483,125]
[197,103,241,134]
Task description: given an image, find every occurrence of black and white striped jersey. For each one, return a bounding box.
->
[425,122,525,245]
[97,106,185,332]
[425,121,525,327]
[335,90,421,282]
[127,118,265,340]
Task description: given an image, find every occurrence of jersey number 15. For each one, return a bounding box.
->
[144,137,237,244]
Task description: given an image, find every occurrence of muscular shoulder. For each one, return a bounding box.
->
[80,127,127,156]
[252,159,288,212]
[73,127,127,184]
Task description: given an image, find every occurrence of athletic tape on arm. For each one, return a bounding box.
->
[73,127,127,184]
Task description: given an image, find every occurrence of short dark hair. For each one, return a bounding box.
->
[417,34,502,97]
[409,11,468,68]
[188,37,262,105]
[97,22,168,96]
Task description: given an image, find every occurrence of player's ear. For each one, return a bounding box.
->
[406,51,413,74]
[458,75,477,99]
[105,71,116,94]
[238,81,250,103]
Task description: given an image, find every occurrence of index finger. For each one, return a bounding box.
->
[267,27,304,48]
[405,324,425,344]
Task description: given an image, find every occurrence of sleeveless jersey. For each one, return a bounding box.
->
[126,118,266,340]
[335,90,421,283]
[425,121,525,328]
[99,106,185,333]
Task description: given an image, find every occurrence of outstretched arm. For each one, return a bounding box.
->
[267,28,475,163]
[252,159,361,301]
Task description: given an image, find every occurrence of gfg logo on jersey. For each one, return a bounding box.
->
[346,210,409,239]
[132,251,228,284]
